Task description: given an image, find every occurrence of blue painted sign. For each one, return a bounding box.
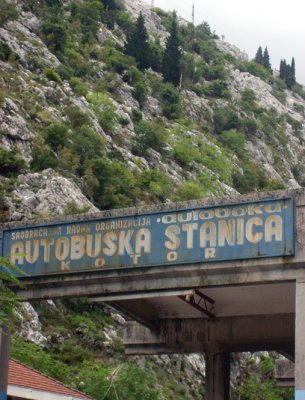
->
[0,198,294,277]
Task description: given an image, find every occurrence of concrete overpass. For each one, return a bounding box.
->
[1,189,305,399]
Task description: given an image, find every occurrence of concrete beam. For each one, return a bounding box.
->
[12,264,305,301]
[124,314,294,355]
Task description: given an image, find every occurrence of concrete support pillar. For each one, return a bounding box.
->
[296,280,305,400]
[205,351,230,400]
[0,326,10,400]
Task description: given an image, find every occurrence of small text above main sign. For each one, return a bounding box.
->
[0,198,294,277]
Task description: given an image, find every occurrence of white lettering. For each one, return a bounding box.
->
[265,215,283,242]
[165,225,181,250]
[182,223,198,249]
[135,229,151,254]
[200,222,216,248]
[246,217,263,243]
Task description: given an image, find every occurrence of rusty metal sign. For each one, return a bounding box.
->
[0,198,294,277]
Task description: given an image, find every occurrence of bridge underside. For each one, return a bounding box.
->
[11,272,302,399]
[104,281,296,355]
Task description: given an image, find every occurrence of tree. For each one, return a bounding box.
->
[162,11,181,86]
[0,257,22,325]
[279,57,296,88]
[124,12,150,71]
[263,47,271,71]
[279,59,286,80]
[253,45,272,73]
[254,46,263,65]
[291,57,296,86]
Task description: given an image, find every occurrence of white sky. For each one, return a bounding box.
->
[144,0,305,84]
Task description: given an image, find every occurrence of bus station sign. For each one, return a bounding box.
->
[0,197,295,277]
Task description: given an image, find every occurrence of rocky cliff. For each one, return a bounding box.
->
[0,0,298,397]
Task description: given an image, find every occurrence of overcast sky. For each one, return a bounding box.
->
[144,0,305,84]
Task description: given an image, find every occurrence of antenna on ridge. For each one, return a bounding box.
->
[192,1,195,26]
[151,0,154,15]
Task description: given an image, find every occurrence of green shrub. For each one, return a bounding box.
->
[66,106,91,129]
[180,53,197,84]
[173,138,200,166]
[44,68,61,83]
[181,55,206,84]
[69,77,88,96]
[86,92,118,134]
[205,80,231,98]
[292,83,305,100]
[91,159,137,209]
[241,118,258,135]
[199,145,232,184]
[271,87,286,104]
[220,129,246,157]
[31,144,58,171]
[0,40,10,60]
[0,0,18,27]
[122,65,144,84]
[116,10,134,34]
[148,41,163,72]
[160,83,181,120]
[62,48,92,78]
[240,88,257,113]
[213,107,240,134]
[174,181,205,201]
[233,161,269,193]
[56,65,74,80]
[131,108,142,122]
[293,103,305,115]
[139,169,171,202]
[0,147,26,176]
[78,362,161,400]
[40,17,68,53]
[132,80,148,108]
[132,121,166,156]
[57,340,92,364]
[147,73,164,97]
[101,44,133,74]
[118,116,129,126]
[72,126,105,170]
[258,111,279,140]
[237,60,271,81]
[70,0,103,39]
[11,337,71,384]
[285,113,303,133]
[44,123,69,151]
[204,63,227,81]
[198,40,220,64]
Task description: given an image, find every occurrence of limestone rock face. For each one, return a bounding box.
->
[7,169,98,220]
[124,0,167,42]
[0,19,60,68]
[181,90,214,126]
[15,302,48,346]
[215,39,249,62]
[0,98,33,161]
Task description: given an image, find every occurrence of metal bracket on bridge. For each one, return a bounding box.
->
[178,289,215,318]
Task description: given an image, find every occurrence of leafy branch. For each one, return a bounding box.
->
[0,256,24,325]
